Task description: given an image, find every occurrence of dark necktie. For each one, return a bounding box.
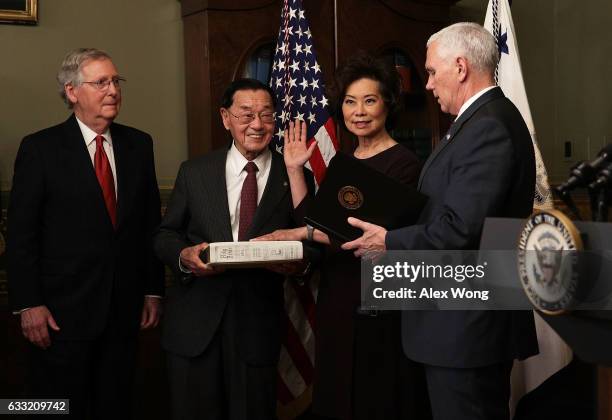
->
[94,135,117,228]
[238,161,258,241]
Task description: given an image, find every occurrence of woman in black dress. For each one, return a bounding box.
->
[260,53,429,420]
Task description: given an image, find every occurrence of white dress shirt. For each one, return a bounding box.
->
[76,117,118,197]
[14,118,159,314]
[225,141,272,242]
[77,118,160,300]
[455,85,497,121]
[178,142,272,274]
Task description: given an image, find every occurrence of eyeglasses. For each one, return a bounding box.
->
[227,110,275,124]
[80,77,126,91]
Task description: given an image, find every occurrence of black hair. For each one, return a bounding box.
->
[221,78,276,109]
[333,51,402,131]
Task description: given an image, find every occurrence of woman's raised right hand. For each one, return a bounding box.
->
[283,119,318,170]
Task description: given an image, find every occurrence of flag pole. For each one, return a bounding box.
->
[333,0,338,69]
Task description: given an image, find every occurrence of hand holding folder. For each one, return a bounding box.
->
[304,152,428,243]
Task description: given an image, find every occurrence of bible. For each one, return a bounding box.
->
[199,241,303,267]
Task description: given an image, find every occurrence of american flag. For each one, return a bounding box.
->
[270,0,338,418]
[270,0,338,186]
[484,0,570,415]
[485,0,552,210]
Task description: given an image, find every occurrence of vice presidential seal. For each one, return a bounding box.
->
[517,209,583,315]
[338,186,363,210]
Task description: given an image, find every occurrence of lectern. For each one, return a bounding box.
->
[481,215,612,420]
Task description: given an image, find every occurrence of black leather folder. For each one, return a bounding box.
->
[304,152,428,242]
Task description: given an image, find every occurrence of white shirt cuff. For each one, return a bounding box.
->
[178,256,192,274]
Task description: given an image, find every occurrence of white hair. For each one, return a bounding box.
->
[427,22,499,75]
[56,48,112,108]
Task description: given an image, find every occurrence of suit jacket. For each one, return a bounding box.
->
[386,87,538,368]
[7,114,164,340]
[154,147,301,365]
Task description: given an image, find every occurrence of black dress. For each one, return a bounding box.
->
[308,144,430,420]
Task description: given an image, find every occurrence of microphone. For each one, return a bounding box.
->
[556,144,612,194]
[588,161,612,191]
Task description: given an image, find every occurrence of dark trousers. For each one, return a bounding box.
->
[352,312,431,420]
[166,308,277,420]
[26,316,138,420]
[424,361,513,420]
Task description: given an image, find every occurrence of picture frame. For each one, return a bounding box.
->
[0,0,37,25]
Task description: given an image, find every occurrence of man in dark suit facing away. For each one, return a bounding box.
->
[342,23,538,419]
[7,48,164,419]
[154,79,309,420]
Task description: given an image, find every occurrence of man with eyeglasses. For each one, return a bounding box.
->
[154,78,312,420]
[7,48,164,419]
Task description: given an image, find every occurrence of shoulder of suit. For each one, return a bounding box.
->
[472,94,519,122]
[19,119,71,152]
[22,120,66,141]
[111,122,152,140]
[180,147,228,171]
[473,88,509,110]
[457,89,513,127]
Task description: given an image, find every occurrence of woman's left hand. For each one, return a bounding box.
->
[252,227,307,242]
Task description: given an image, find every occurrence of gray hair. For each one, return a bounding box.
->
[56,48,112,108]
[427,22,499,76]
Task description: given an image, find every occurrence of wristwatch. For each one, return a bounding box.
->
[306,224,314,241]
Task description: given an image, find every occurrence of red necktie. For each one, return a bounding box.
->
[238,161,258,241]
[94,135,117,228]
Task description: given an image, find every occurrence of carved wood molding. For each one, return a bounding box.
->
[376,0,460,23]
[180,0,279,16]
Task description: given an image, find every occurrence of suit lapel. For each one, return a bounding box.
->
[60,115,115,230]
[418,127,454,189]
[203,150,234,242]
[418,87,504,190]
[247,151,289,238]
[110,124,131,230]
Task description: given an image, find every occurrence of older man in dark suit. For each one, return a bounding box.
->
[7,48,164,419]
[154,78,309,420]
[342,23,538,419]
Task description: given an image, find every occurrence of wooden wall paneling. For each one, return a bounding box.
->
[183,12,212,158]
[181,0,459,156]
[376,0,460,22]
[180,0,279,17]
[181,1,281,156]
[599,366,612,420]
[335,0,457,151]
[227,0,336,104]
[180,1,338,156]
[206,7,277,150]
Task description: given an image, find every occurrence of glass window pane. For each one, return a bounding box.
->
[243,43,275,85]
